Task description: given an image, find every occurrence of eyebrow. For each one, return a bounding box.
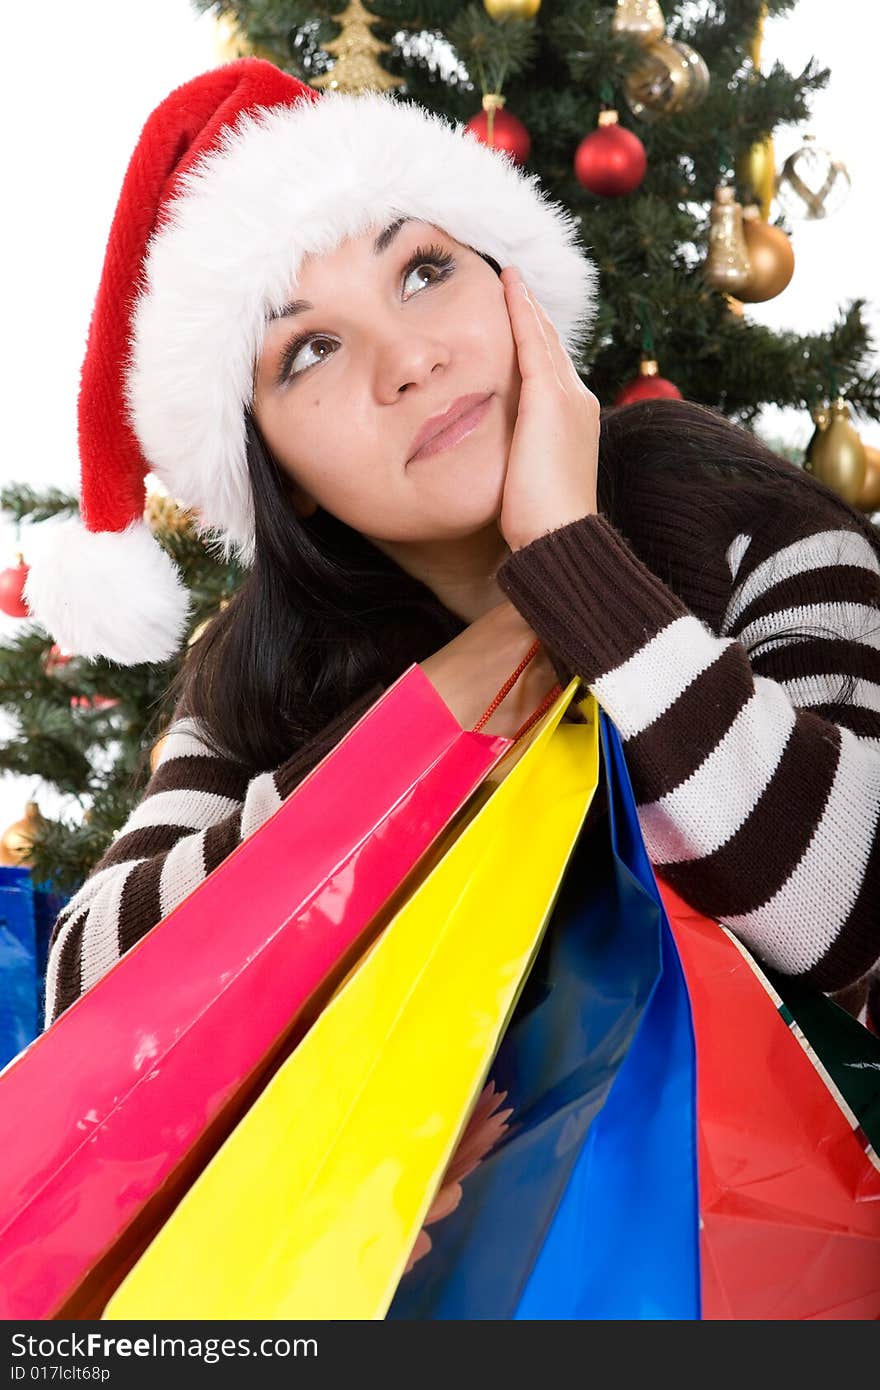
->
[266,217,414,324]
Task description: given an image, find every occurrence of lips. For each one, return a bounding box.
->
[408,393,493,462]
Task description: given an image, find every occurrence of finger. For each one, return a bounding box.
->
[502,270,564,388]
[526,287,586,392]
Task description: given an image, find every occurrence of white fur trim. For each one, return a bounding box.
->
[126,88,598,566]
[22,517,191,665]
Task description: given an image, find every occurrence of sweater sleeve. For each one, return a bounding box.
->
[43,682,385,1028]
[496,509,880,993]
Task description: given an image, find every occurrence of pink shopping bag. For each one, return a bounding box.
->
[0,661,531,1319]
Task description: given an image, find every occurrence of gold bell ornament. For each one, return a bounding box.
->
[806,398,867,505]
[705,185,751,296]
[736,205,795,303]
[0,801,47,869]
[611,0,666,46]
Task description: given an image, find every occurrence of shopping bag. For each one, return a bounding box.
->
[0,867,38,1069]
[389,709,700,1320]
[392,708,880,1320]
[659,879,880,1321]
[0,662,521,1320]
[103,678,597,1321]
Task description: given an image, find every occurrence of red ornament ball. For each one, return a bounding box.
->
[615,360,682,406]
[0,557,30,618]
[43,643,74,676]
[70,695,120,711]
[575,112,646,197]
[465,105,531,166]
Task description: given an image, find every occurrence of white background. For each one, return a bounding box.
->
[1,0,877,835]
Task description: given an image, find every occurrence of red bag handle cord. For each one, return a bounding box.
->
[471,639,563,741]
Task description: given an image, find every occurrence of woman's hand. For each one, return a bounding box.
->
[418,599,560,738]
[498,265,600,553]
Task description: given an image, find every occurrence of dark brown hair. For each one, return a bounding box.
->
[163,396,880,774]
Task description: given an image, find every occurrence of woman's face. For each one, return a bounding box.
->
[251,218,520,543]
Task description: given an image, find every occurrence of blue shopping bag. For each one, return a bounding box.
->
[0,866,70,1067]
[388,711,700,1320]
[0,867,38,1069]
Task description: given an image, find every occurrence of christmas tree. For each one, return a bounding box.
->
[0,490,243,893]
[2,0,877,896]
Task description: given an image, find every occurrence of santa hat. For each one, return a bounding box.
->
[23,58,598,666]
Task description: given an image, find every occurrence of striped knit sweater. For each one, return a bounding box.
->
[44,461,880,1029]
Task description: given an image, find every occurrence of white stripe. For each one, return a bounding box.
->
[46,858,143,940]
[592,616,734,740]
[734,602,880,657]
[44,859,147,1021]
[153,728,216,772]
[78,861,144,992]
[159,830,208,919]
[722,529,880,633]
[638,678,796,864]
[780,673,880,715]
[722,726,880,974]
[120,788,241,834]
[240,770,284,840]
[726,532,752,583]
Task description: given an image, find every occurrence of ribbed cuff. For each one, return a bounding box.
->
[496,514,690,687]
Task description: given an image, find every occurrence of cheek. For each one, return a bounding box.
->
[270,398,393,526]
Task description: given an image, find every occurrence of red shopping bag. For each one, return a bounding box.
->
[657,879,880,1321]
[0,660,540,1320]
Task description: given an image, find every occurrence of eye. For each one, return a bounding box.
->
[275,242,457,386]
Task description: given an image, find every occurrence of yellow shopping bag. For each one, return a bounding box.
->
[105,679,598,1320]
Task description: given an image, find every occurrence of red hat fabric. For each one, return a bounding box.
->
[24,57,597,665]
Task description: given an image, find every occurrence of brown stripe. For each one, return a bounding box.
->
[146,753,252,803]
[203,810,244,875]
[808,705,880,738]
[750,636,880,686]
[802,822,880,992]
[95,823,194,872]
[828,977,869,1019]
[730,567,880,642]
[49,908,89,1025]
[626,643,753,804]
[657,710,841,916]
[117,857,164,958]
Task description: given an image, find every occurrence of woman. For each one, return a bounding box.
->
[26,60,880,1030]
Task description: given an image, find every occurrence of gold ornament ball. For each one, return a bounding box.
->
[804,404,830,466]
[776,136,851,221]
[624,37,710,120]
[736,207,795,303]
[150,733,170,774]
[736,135,776,222]
[807,399,867,505]
[483,0,541,17]
[855,444,880,513]
[0,801,46,868]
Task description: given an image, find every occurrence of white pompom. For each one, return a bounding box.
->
[22,517,192,665]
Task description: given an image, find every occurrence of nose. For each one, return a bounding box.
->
[370,319,453,403]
